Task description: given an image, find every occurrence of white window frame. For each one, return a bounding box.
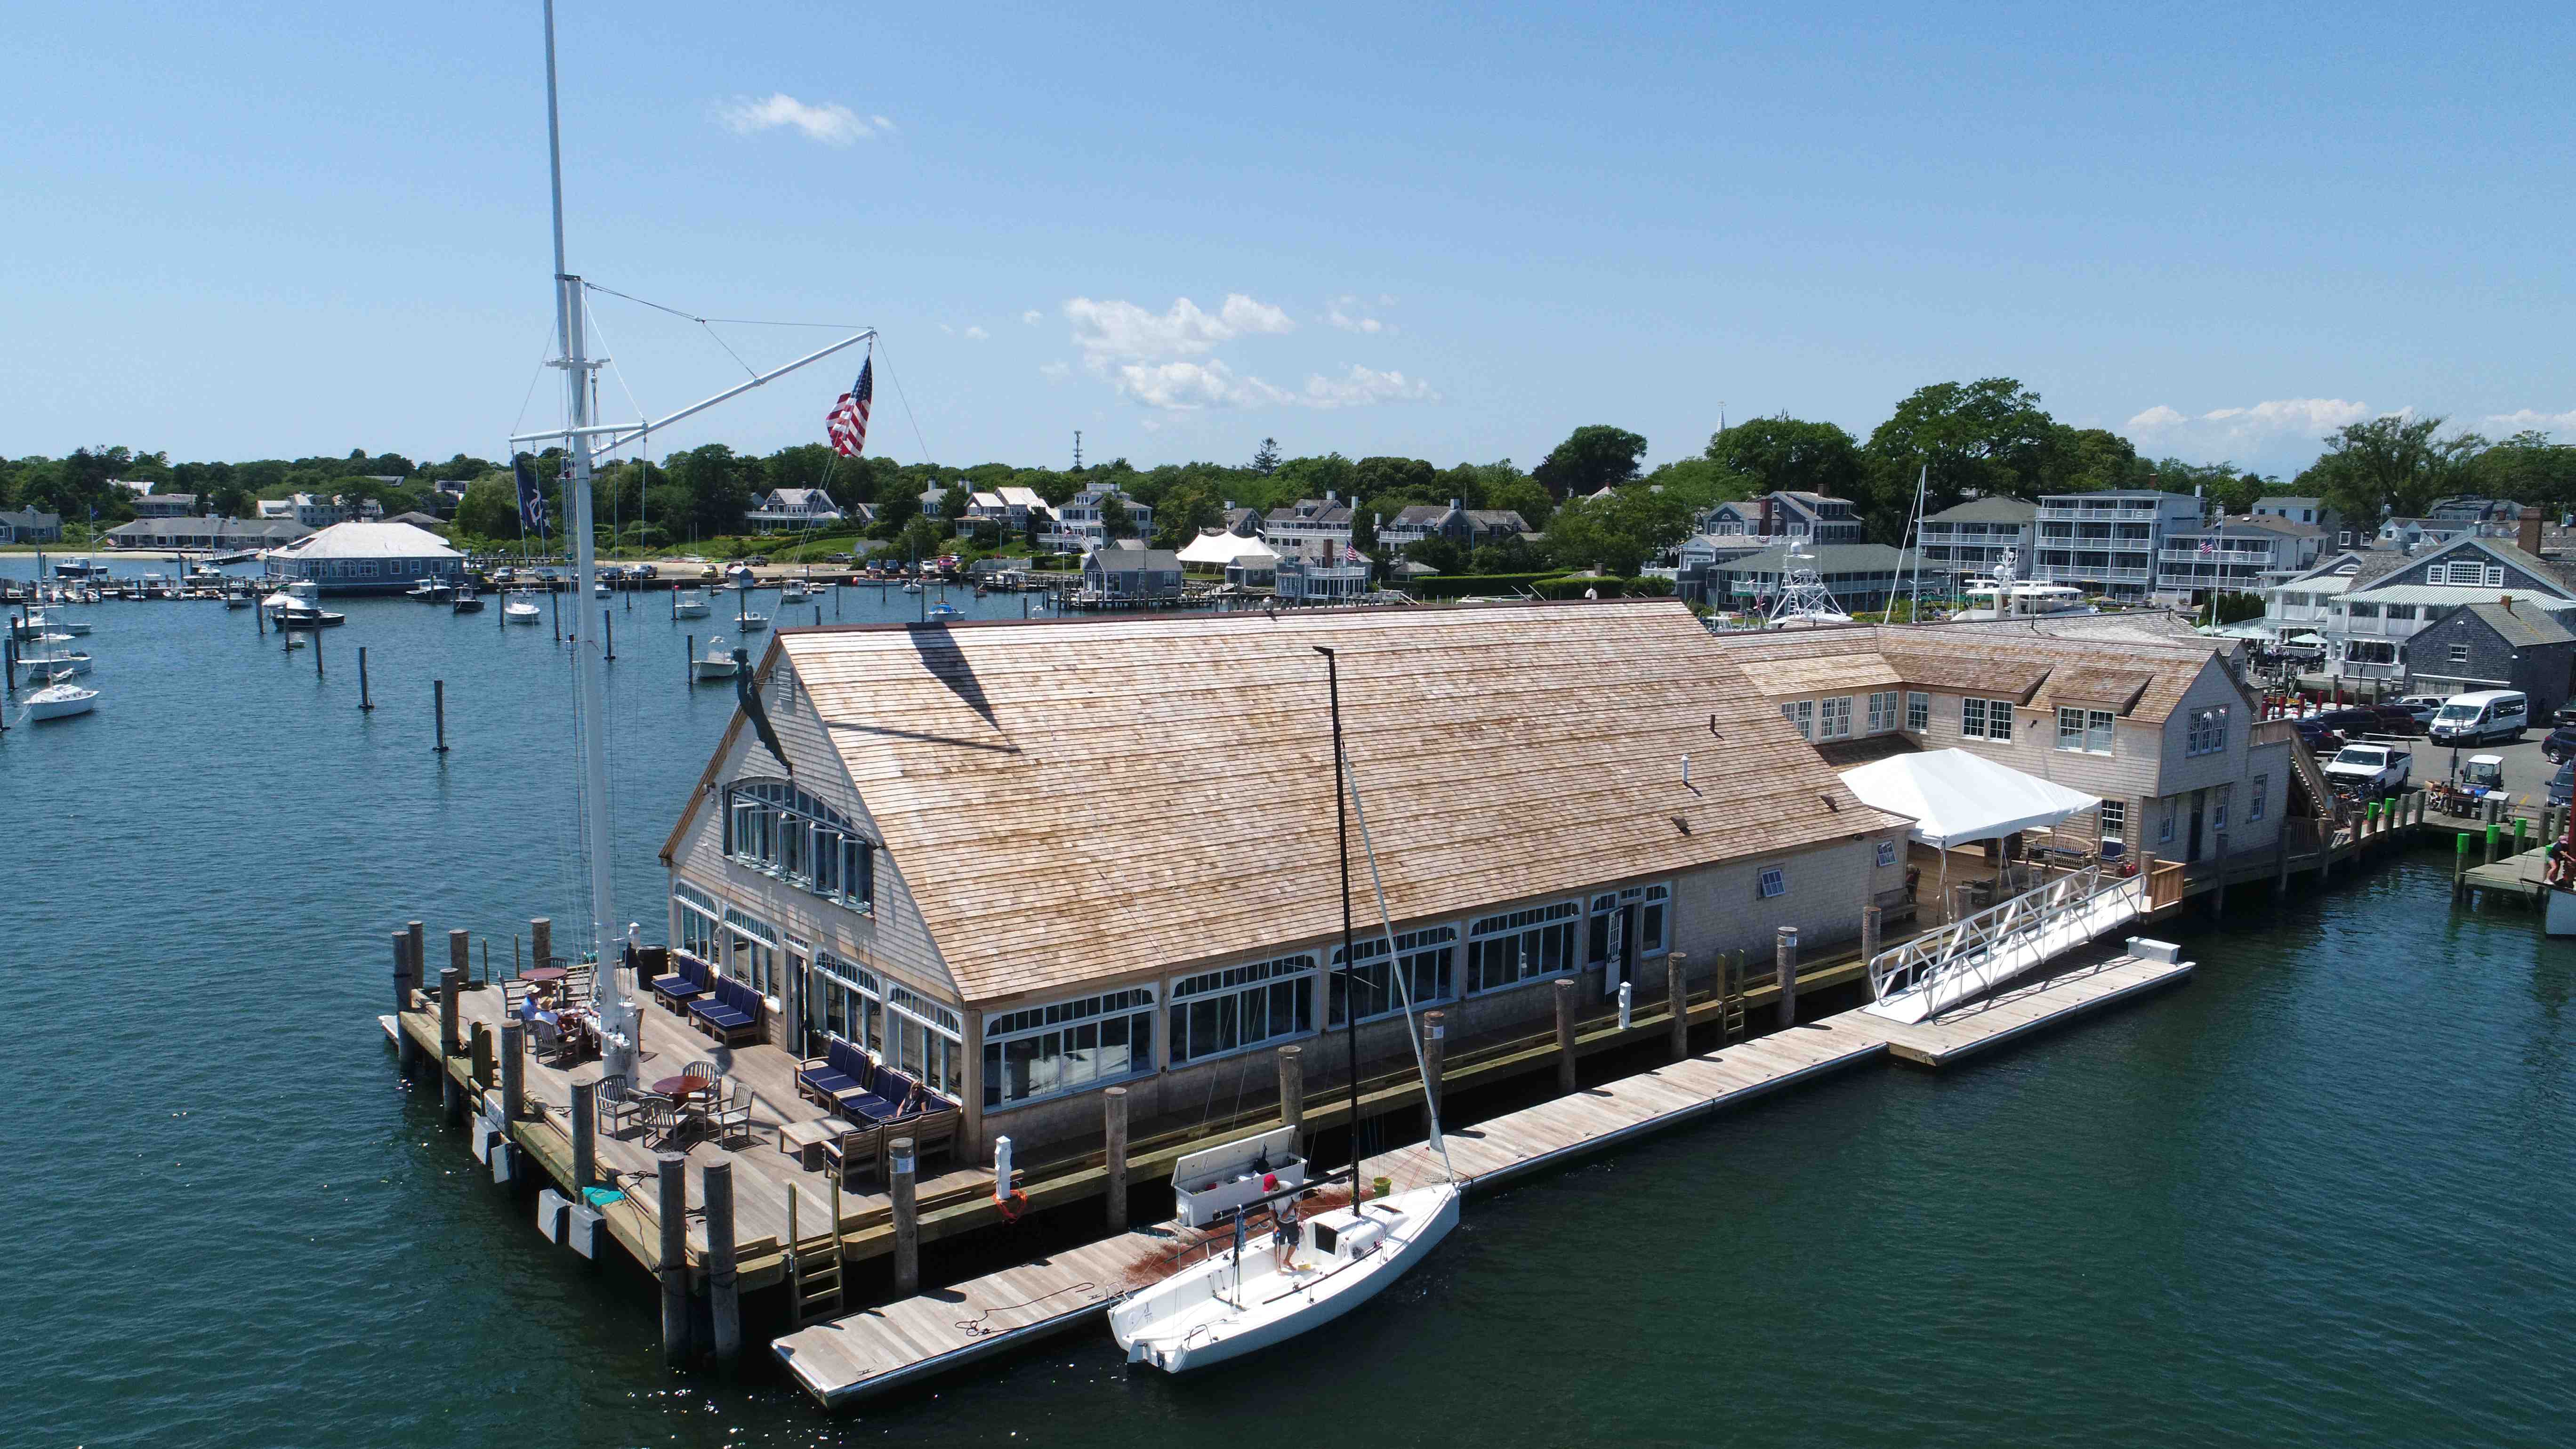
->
[1780,700,1814,740]
[2099,800,2126,845]
[1819,695,1853,741]
[2249,776,2268,823]
[672,882,722,961]
[982,985,1155,1109]
[1867,690,1899,733]
[1961,697,1989,739]
[1987,700,2015,742]
[1465,900,1581,995]
[721,907,780,1000]
[1906,692,1929,732]
[1330,925,1459,1026]
[2450,642,2471,666]
[2186,705,2230,757]
[885,982,964,1096]
[809,952,883,1056]
[1168,954,1318,1065]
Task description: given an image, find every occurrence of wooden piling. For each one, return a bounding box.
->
[657,1154,689,1366]
[1277,1045,1304,1132]
[1553,978,1578,1091]
[2455,831,2470,899]
[1665,953,1688,1062]
[704,1161,741,1368]
[1861,905,1881,968]
[390,930,413,1015]
[439,966,462,1059]
[2212,832,2229,914]
[1420,1010,1447,1117]
[1103,1087,1129,1231]
[571,1079,596,1191]
[405,920,425,999]
[2487,815,2502,866]
[531,917,552,968]
[603,610,615,661]
[313,625,323,677]
[357,645,373,710]
[499,1021,524,1124]
[433,679,449,753]
[1776,926,1800,1029]
[889,1137,920,1299]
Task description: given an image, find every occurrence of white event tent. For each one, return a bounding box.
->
[1838,749,2101,848]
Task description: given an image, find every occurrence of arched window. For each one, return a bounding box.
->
[722,777,877,912]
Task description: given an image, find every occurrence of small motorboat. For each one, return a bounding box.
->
[25,610,91,637]
[672,590,712,619]
[451,586,486,614]
[927,601,961,619]
[22,676,98,721]
[900,581,923,594]
[736,611,771,632]
[504,595,544,625]
[15,650,95,681]
[593,581,612,597]
[407,577,455,602]
[779,578,812,602]
[224,594,251,610]
[691,635,741,682]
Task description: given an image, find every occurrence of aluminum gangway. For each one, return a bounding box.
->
[1862,866,2149,1024]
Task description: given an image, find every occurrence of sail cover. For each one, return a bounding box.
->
[1837,748,2101,848]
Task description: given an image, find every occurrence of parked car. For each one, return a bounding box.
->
[630,563,658,580]
[2368,705,2424,736]
[2552,760,2575,810]
[2430,690,2530,746]
[2544,724,2576,763]
[2292,718,2343,754]
[2324,743,2413,795]
[2312,706,2386,738]
[2395,694,2450,724]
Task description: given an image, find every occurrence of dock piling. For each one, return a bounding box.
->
[313,624,323,677]
[603,611,614,661]
[890,1138,920,1298]
[357,646,373,710]
[1776,926,1801,1029]
[390,930,413,1015]
[1420,1011,1447,1117]
[2455,831,2470,900]
[571,1079,596,1191]
[1861,905,1882,970]
[499,1022,524,1124]
[1554,979,1578,1091]
[1103,1087,1129,1231]
[1277,1045,1304,1131]
[1666,953,1688,1061]
[705,1162,741,1368]
[1617,979,1632,1031]
[815,605,823,628]
[531,918,551,969]
[439,965,462,1060]
[433,679,449,753]
[657,1154,689,1366]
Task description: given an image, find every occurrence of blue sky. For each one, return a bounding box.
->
[7,0,2569,478]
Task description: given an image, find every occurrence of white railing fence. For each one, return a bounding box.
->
[1868,866,2144,1007]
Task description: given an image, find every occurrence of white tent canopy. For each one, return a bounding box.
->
[1837,749,2102,848]
[1175,531,1280,567]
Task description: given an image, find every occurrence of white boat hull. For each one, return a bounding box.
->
[1111,1183,1459,1373]
[24,684,97,720]
[2547,885,2576,938]
[674,604,711,619]
[736,613,770,631]
[691,661,740,681]
[504,604,542,625]
[16,654,93,679]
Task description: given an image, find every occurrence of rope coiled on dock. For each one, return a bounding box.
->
[955,1281,1099,1337]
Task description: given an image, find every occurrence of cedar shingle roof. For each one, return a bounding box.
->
[1716,622,2230,724]
[772,601,1908,1006]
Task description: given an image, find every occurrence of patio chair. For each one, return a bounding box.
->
[708,1082,756,1146]
[596,1075,648,1136]
[683,1060,723,1083]
[531,1015,565,1063]
[822,1122,882,1190]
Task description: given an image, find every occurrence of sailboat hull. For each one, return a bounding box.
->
[1110,1183,1459,1373]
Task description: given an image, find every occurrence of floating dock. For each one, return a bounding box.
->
[772,946,2194,1408]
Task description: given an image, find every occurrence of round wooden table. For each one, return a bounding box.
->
[521,965,569,986]
[653,1074,713,1100]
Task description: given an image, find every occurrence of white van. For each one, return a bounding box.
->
[2429,690,2528,746]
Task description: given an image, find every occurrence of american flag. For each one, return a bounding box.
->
[826,356,873,458]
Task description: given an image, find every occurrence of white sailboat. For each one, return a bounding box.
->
[1112,647,1460,1373]
[22,674,99,721]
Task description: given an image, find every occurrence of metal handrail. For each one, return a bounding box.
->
[1868,865,2142,1006]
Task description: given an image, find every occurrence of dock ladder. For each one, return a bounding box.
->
[786,1178,847,1326]
[1716,949,1747,1046]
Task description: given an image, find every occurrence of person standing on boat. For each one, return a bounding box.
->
[1267,1176,1301,1272]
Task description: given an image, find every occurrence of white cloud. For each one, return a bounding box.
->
[963,325,989,341]
[1108,359,1294,410]
[1021,310,1043,326]
[1300,365,1437,409]
[1325,295,1394,335]
[2124,397,2374,456]
[1063,294,1295,365]
[2485,408,2576,435]
[713,93,886,146]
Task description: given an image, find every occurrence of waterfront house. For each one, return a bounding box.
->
[1043,485,1154,552]
[656,601,1912,1160]
[1914,497,2037,574]
[1272,548,1371,602]
[2374,516,2477,553]
[2261,551,2370,642]
[1264,495,1357,563]
[2153,515,2326,597]
[748,488,844,533]
[2251,495,2347,546]
[2029,490,2203,600]
[958,487,1053,538]
[1697,492,1867,544]
[1715,620,2291,869]
[2400,601,2576,716]
[1375,499,1531,552]
[105,516,311,551]
[131,492,199,518]
[258,519,466,595]
[0,507,64,544]
[1080,547,1184,602]
[2316,535,2576,683]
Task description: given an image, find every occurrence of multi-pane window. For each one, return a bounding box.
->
[2057,707,2115,754]
[722,907,779,998]
[886,983,963,1096]
[809,953,882,1056]
[1962,698,1989,738]
[723,779,875,912]
[1584,884,1671,966]
[984,987,1155,1107]
[1466,901,1580,993]
[2214,785,2231,833]
[1906,692,1929,732]
[673,883,721,961]
[1757,867,1787,899]
[2099,801,2127,845]
[1330,926,1457,1026]
[2186,706,2230,757]
[2249,777,2268,823]
[1780,700,1815,740]
[1986,700,2014,742]
[2450,643,2471,666]
[1867,691,1899,733]
[1170,956,1315,1064]
[1876,840,1897,867]
[1819,696,1853,740]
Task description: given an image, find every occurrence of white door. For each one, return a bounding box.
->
[1600,907,1628,999]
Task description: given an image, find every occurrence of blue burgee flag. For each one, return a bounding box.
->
[513,456,551,533]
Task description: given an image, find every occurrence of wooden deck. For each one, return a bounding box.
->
[773,944,2194,1408]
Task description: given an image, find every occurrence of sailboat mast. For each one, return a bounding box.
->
[1319,645,1360,1194]
[541,0,620,994]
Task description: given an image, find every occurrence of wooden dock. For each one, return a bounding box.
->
[772,946,2194,1408]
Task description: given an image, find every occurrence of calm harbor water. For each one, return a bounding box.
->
[10,558,2576,1448]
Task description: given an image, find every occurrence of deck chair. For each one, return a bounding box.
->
[708,1081,756,1146]
[822,1122,882,1190]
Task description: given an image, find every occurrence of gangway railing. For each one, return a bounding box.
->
[1868,865,2147,1013]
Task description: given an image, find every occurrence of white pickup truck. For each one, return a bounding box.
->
[2325,743,2413,794]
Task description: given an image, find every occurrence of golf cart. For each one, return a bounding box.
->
[2430,754,2509,818]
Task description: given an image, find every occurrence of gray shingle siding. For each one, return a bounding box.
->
[2401,607,2576,716]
